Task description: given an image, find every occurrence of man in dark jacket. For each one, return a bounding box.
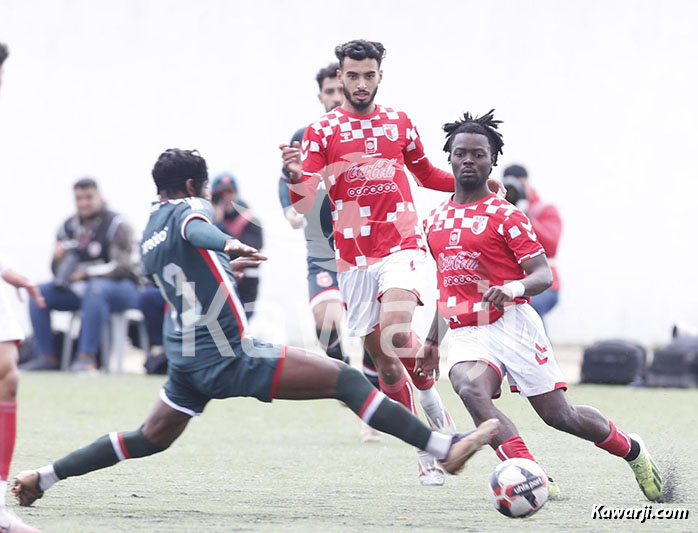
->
[26,178,139,371]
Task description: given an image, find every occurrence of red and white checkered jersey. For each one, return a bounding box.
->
[291,105,454,272]
[423,193,545,328]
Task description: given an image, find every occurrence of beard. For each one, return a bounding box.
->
[343,85,378,111]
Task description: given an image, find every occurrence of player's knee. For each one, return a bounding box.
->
[541,409,575,433]
[455,379,490,406]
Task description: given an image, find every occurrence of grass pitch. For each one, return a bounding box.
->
[9,373,698,532]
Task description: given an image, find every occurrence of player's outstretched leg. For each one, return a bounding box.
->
[0,341,40,532]
[450,361,559,497]
[12,397,191,507]
[528,389,663,501]
[273,348,499,476]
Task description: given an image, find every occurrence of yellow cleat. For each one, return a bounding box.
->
[627,434,663,501]
[547,476,560,499]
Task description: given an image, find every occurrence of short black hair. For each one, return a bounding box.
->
[0,42,8,66]
[503,164,527,179]
[152,149,208,196]
[334,40,386,68]
[73,177,98,190]
[442,109,504,164]
[315,62,340,90]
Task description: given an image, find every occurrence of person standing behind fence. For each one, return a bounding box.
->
[25,178,140,372]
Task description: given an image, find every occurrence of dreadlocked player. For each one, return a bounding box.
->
[416,110,663,502]
[12,148,499,517]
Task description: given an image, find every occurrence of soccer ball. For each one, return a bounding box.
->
[488,458,549,518]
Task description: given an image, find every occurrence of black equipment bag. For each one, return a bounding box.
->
[581,339,646,385]
[646,337,698,389]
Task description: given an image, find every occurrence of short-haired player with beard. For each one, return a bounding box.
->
[417,110,663,502]
[280,39,484,486]
[12,148,499,515]
[279,62,456,446]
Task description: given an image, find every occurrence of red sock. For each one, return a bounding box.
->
[397,332,435,391]
[496,436,537,462]
[595,420,632,457]
[378,373,418,416]
[0,402,17,482]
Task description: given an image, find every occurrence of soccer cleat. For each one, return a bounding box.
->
[440,418,500,475]
[359,421,381,443]
[417,450,445,486]
[424,402,457,436]
[11,471,43,507]
[547,476,560,498]
[0,508,40,532]
[626,433,663,501]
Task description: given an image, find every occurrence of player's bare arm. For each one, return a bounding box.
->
[482,254,553,310]
[1,268,46,308]
[414,310,449,380]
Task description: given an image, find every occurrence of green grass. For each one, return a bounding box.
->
[9,373,698,532]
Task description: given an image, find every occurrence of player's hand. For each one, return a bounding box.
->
[279,141,302,182]
[487,178,506,198]
[482,285,515,311]
[229,257,265,280]
[223,238,268,261]
[414,339,440,381]
[284,207,306,229]
[1,269,46,308]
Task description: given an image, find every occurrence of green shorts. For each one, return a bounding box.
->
[161,338,286,416]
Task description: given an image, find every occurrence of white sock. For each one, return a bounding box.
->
[425,431,452,462]
[0,480,6,508]
[418,386,445,425]
[37,465,59,492]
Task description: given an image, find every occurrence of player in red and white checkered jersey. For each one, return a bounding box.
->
[280,40,458,486]
[416,110,663,502]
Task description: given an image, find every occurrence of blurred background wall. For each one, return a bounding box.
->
[1,0,696,346]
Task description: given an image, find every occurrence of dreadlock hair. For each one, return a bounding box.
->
[0,42,8,66]
[442,109,504,165]
[152,148,208,197]
[334,40,386,68]
[315,62,340,90]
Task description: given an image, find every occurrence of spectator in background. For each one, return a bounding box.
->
[25,178,140,371]
[211,173,263,318]
[502,164,562,322]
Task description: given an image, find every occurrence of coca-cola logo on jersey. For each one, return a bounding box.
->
[437,251,481,273]
[344,158,397,182]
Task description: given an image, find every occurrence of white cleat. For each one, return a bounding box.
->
[359,421,381,443]
[417,450,445,486]
[424,404,457,436]
[0,508,40,532]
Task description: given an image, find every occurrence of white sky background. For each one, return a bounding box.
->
[0,0,696,347]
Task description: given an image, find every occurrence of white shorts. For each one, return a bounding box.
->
[447,303,566,398]
[0,285,24,344]
[338,249,425,337]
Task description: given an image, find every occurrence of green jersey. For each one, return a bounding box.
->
[141,198,248,371]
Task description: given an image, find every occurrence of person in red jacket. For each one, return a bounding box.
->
[502,165,561,321]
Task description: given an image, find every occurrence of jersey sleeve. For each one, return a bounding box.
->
[403,116,455,192]
[177,198,217,242]
[291,125,324,214]
[501,209,546,264]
